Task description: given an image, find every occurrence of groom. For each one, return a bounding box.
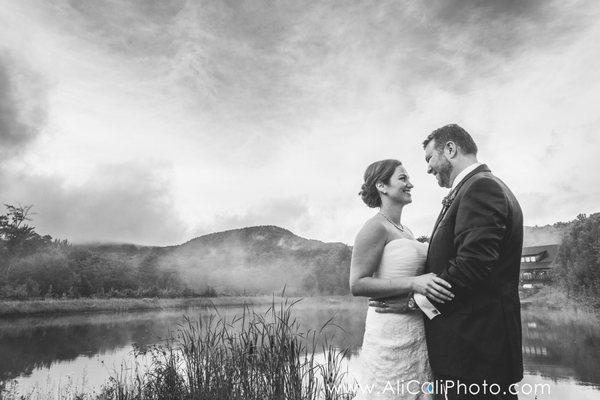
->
[414,124,524,399]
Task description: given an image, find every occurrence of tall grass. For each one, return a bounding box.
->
[1,298,355,400]
[101,297,354,400]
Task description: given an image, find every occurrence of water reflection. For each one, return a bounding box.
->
[0,310,184,381]
[521,307,600,386]
[1,298,599,397]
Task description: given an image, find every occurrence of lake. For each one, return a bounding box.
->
[1,298,599,399]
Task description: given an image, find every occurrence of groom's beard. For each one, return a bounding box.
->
[437,159,452,188]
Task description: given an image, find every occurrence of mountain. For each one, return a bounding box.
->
[170,225,351,295]
[80,226,352,296]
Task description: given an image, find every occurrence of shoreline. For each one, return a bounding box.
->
[0,295,360,318]
[0,296,290,318]
[1,287,595,318]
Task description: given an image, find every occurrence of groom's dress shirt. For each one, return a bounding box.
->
[414,162,482,319]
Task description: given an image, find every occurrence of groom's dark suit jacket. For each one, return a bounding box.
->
[425,164,523,383]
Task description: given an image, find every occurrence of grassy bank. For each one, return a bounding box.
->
[0,296,292,318]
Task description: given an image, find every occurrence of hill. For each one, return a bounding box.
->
[82,226,352,296]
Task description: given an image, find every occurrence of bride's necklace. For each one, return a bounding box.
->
[379,211,404,232]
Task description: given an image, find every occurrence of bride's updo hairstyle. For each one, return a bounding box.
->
[359,159,402,208]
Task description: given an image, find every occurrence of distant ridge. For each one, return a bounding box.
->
[180,225,341,249]
[184,225,298,243]
[83,225,352,296]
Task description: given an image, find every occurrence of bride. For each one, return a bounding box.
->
[349,159,453,400]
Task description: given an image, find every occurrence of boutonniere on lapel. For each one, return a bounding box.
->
[441,190,457,210]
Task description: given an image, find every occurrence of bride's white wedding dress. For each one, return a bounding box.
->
[351,238,433,400]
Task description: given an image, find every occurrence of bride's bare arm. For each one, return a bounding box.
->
[349,220,454,302]
[349,220,414,298]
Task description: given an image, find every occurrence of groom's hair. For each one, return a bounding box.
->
[422,124,478,155]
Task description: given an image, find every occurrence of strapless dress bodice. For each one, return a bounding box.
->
[374,238,428,279]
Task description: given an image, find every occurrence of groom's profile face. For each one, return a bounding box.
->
[424,139,453,188]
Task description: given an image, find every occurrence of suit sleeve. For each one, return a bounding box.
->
[434,177,509,314]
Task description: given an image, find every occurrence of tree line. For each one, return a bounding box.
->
[0,204,214,299]
[553,212,600,305]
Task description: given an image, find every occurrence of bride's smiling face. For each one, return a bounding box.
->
[379,165,414,205]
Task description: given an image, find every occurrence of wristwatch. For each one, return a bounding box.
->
[408,295,418,311]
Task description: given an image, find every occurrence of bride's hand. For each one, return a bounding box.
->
[412,273,454,303]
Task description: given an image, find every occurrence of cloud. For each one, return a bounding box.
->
[1,161,188,246]
[519,188,600,226]
[49,0,185,58]
[157,0,600,169]
[1,0,600,246]
[0,51,48,160]
[197,196,311,238]
[18,0,599,167]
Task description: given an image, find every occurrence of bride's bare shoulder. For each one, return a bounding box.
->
[355,215,387,243]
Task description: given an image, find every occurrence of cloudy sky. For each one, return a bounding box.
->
[1,0,599,246]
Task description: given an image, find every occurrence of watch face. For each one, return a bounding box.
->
[408,298,416,310]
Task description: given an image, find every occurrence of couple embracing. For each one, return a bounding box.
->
[350,124,523,400]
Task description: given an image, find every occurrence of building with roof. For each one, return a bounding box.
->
[520,244,560,287]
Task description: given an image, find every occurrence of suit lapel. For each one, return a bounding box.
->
[431,204,448,237]
[429,164,491,239]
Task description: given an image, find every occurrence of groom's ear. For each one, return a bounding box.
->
[444,141,458,159]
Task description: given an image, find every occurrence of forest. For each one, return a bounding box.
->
[0,204,209,299]
[553,212,600,305]
[0,204,351,299]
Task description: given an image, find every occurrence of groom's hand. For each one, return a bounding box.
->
[369,297,413,313]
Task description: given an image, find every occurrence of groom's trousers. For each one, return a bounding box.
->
[434,375,518,400]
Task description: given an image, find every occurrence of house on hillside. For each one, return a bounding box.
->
[520,245,560,288]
